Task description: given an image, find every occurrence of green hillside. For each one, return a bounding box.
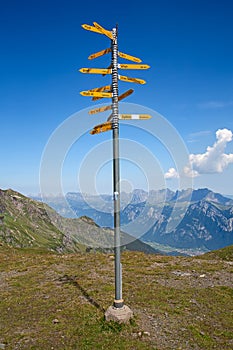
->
[0,189,232,349]
[0,189,83,252]
[198,244,233,261]
[0,189,158,254]
[0,246,232,349]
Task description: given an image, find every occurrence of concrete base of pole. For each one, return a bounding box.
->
[105,305,133,323]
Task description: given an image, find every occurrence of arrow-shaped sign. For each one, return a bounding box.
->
[118,88,134,101]
[107,114,151,121]
[90,121,112,135]
[118,74,146,84]
[118,51,142,63]
[88,48,111,60]
[89,105,112,115]
[80,91,113,98]
[118,63,150,70]
[79,68,112,74]
[88,85,112,101]
[88,89,134,115]
[82,24,103,34]
[119,114,152,120]
[92,95,110,101]
[89,85,111,92]
[93,22,113,40]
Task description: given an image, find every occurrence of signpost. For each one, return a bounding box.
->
[79,68,112,74]
[90,121,112,135]
[79,21,151,323]
[118,51,142,63]
[118,63,150,70]
[118,88,134,101]
[118,74,146,84]
[88,104,112,115]
[80,90,113,98]
[119,114,152,120]
[89,85,111,92]
[88,48,111,60]
[93,22,113,40]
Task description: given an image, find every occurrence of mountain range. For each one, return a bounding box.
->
[34,188,233,253]
[0,188,158,254]
[1,188,232,349]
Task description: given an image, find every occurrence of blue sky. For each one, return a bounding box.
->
[1,0,233,195]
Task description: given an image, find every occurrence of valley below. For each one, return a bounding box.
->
[35,187,233,256]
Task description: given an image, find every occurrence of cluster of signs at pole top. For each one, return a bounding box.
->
[79,21,152,135]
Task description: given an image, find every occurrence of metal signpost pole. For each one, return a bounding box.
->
[104,25,133,322]
[111,26,124,309]
[80,21,150,322]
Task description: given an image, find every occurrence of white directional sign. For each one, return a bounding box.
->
[119,114,152,120]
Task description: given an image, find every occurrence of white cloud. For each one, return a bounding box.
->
[184,128,233,177]
[165,129,233,179]
[164,167,179,179]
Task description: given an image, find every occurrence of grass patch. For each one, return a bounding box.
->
[0,248,232,349]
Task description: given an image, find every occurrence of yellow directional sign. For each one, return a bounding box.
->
[80,91,113,98]
[119,114,152,120]
[92,96,105,101]
[118,64,150,70]
[92,93,111,101]
[89,105,112,115]
[90,121,112,135]
[79,68,112,74]
[82,24,103,34]
[89,85,112,101]
[88,89,133,106]
[88,48,111,60]
[118,89,134,101]
[89,85,111,92]
[93,22,113,40]
[118,51,142,63]
[118,74,146,84]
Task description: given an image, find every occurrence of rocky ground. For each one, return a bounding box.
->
[0,246,232,349]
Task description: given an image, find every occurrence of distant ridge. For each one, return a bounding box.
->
[0,188,160,255]
[33,188,233,253]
